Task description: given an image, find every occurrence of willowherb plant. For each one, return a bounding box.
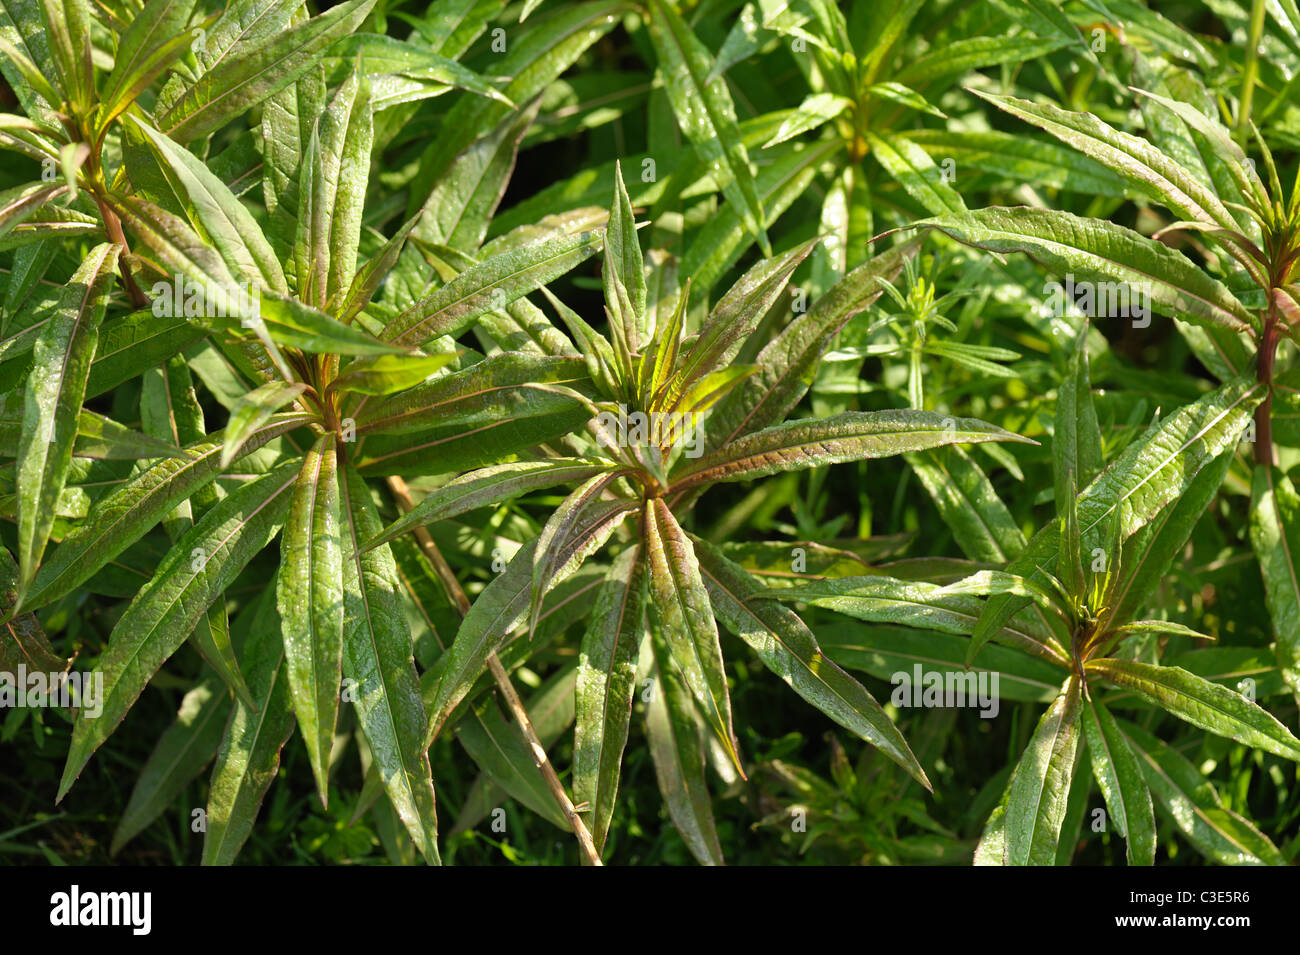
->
[1,0,1298,868]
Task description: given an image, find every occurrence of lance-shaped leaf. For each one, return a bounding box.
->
[338,466,441,864]
[866,130,965,217]
[1054,321,1102,512]
[15,243,118,602]
[412,94,541,253]
[645,625,724,866]
[1081,694,1155,866]
[381,229,605,347]
[643,498,741,773]
[972,90,1238,234]
[912,207,1257,335]
[574,545,646,853]
[669,236,820,405]
[367,458,614,552]
[25,414,310,609]
[816,623,1064,703]
[1004,676,1082,865]
[672,410,1032,493]
[140,357,252,708]
[0,183,70,238]
[772,573,1067,664]
[97,0,202,129]
[706,239,920,451]
[220,381,307,467]
[645,0,768,256]
[38,0,93,109]
[58,463,298,800]
[764,92,853,147]
[452,665,577,835]
[334,214,420,324]
[296,68,373,306]
[132,118,288,295]
[329,353,459,398]
[158,0,377,143]
[1087,658,1300,762]
[111,674,230,855]
[202,585,297,866]
[1118,718,1283,865]
[693,536,929,788]
[426,498,635,742]
[529,470,627,636]
[1249,466,1300,707]
[277,436,344,805]
[258,291,404,356]
[602,160,644,352]
[971,376,1261,663]
[906,445,1025,564]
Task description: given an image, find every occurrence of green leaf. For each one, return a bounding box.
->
[1249,466,1300,707]
[296,67,373,306]
[411,95,541,253]
[0,183,70,239]
[1087,658,1300,761]
[98,0,202,130]
[693,536,929,788]
[574,545,646,852]
[1081,694,1155,866]
[158,0,377,143]
[368,459,612,552]
[1118,718,1283,865]
[971,376,1261,663]
[111,674,231,856]
[38,0,93,109]
[866,130,965,216]
[973,90,1239,234]
[258,290,404,356]
[603,160,645,350]
[643,498,740,773]
[15,243,118,603]
[381,229,604,347]
[645,0,769,255]
[763,92,853,147]
[338,466,441,864]
[132,118,288,295]
[906,445,1025,563]
[913,207,1257,336]
[644,623,724,865]
[815,622,1064,703]
[670,236,820,405]
[202,582,297,865]
[58,462,298,801]
[426,499,634,742]
[672,410,1033,492]
[453,692,569,830]
[220,381,307,467]
[26,414,310,610]
[278,436,344,805]
[706,239,919,451]
[330,353,459,398]
[1004,676,1082,865]
[1054,322,1102,515]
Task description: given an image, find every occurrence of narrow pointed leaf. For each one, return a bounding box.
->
[277,436,344,805]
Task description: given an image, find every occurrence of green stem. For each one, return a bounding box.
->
[1237,0,1267,140]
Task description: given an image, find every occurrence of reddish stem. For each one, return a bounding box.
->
[1255,299,1279,466]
